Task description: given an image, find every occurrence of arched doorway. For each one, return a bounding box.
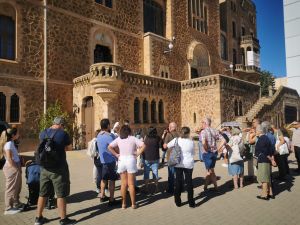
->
[82,96,94,145]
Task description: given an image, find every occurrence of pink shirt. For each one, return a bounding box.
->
[109,136,144,157]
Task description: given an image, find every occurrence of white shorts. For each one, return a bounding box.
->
[117,155,137,174]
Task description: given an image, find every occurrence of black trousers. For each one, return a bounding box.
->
[295,146,300,170]
[274,154,289,178]
[174,168,194,204]
[94,157,102,189]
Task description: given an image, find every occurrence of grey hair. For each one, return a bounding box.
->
[261,121,271,132]
[204,117,212,126]
[256,124,264,134]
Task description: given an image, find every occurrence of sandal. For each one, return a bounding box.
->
[131,204,137,209]
[122,204,127,209]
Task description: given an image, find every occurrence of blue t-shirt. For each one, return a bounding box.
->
[266,132,276,154]
[96,131,116,164]
[39,128,71,167]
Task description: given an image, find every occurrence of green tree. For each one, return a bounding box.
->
[260,70,275,96]
[38,101,74,138]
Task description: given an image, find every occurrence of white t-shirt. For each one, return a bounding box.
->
[4,141,20,163]
[167,137,194,169]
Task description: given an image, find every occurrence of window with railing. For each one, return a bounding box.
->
[0,15,15,60]
[188,0,208,34]
[95,0,113,8]
[10,93,19,123]
[0,92,6,121]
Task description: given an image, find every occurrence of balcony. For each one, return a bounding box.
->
[235,64,259,72]
[89,63,124,101]
[240,35,260,49]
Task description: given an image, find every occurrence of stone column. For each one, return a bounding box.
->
[166,0,174,40]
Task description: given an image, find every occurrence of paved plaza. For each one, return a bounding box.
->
[1,148,300,225]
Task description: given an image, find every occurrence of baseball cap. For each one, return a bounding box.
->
[53,117,65,126]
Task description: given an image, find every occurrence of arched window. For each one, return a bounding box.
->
[94,44,113,63]
[158,100,164,123]
[10,93,19,122]
[190,44,210,78]
[134,98,140,124]
[143,99,149,123]
[143,0,166,36]
[151,100,157,123]
[220,34,227,60]
[234,99,239,116]
[193,113,197,124]
[0,4,16,60]
[239,101,243,116]
[0,92,6,121]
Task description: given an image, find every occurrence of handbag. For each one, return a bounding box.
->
[228,137,243,164]
[168,138,181,167]
[275,133,289,155]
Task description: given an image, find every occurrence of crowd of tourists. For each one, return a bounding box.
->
[1,116,300,225]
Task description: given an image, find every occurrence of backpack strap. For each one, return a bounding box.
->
[45,128,59,139]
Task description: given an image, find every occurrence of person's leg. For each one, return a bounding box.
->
[295,146,300,170]
[162,151,166,164]
[284,154,290,174]
[167,166,175,193]
[128,173,136,208]
[151,161,159,192]
[3,166,17,210]
[183,168,194,206]
[36,197,47,217]
[120,172,128,207]
[143,160,150,192]
[274,154,285,179]
[210,169,218,189]
[108,180,115,202]
[239,174,244,188]
[174,168,183,206]
[261,182,268,197]
[233,175,238,189]
[100,180,108,198]
[57,198,67,219]
[13,167,22,206]
[204,171,211,190]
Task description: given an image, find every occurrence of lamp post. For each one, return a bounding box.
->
[229,63,234,76]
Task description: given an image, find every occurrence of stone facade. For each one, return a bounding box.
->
[0,0,299,150]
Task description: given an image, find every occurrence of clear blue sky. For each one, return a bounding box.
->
[253,0,286,77]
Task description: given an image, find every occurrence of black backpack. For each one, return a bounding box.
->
[36,129,59,168]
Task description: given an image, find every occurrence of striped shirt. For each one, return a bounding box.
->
[201,127,223,153]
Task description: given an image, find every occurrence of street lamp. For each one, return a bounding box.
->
[229,63,234,76]
[164,36,176,54]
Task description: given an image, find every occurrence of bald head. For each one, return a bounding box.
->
[169,122,177,132]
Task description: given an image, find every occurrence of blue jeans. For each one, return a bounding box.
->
[144,160,159,180]
[162,151,167,161]
[167,166,175,193]
[198,142,203,161]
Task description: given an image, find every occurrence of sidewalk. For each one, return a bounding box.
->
[1,150,300,225]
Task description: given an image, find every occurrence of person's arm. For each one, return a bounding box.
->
[108,144,120,159]
[276,134,285,151]
[137,144,146,156]
[4,149,18,169]
[249,132,256,145]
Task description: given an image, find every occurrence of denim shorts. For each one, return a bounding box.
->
[144,160,159,180]
[202,151,218,170]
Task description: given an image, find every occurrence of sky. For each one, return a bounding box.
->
[253,0,286,77]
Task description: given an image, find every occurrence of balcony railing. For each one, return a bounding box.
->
[235,64,260,72]
[240,35,260,46]
[90,63,123,79]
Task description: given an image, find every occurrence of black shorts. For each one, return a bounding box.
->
[102,162,118,181]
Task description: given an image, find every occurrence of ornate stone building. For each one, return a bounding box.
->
[0,0,299,149]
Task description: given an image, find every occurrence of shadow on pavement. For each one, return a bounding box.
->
[67,190,98,204]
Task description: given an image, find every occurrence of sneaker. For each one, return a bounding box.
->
[34,216,49,225]
[59,217,76,225]
[96,188,100,193]
[4,208,21,215]
[104,189,110,196]
[14,202,25,210]
[108,199,121,207]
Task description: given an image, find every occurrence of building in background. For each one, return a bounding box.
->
[0,0,299,150]
[284,0,300,95]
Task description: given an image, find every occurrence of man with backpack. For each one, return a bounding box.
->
[34,117,76,225]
